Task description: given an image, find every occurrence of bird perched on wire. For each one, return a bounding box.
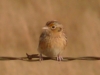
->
[38,20,67,61]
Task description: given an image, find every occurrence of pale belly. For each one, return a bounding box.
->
[38,41,65,57]
[39,48,62,57]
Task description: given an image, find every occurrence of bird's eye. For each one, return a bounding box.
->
[51,26,56,29]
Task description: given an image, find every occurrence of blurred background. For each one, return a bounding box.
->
[0,0,100,75]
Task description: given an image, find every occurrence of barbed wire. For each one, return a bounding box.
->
[0,53,100,61]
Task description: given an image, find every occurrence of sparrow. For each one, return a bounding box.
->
[38,20,67,61]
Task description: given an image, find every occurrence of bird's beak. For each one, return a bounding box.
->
[42,26,49,30]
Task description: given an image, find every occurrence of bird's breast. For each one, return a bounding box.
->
[38,35,66,57]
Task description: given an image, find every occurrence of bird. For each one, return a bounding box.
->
[38,20,67,61]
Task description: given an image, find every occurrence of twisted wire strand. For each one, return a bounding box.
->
[0,53,100,61]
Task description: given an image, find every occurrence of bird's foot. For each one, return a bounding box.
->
[39,54,43,61]
[57,55,63,61]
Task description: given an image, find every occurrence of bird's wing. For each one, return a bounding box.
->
[40,32,46,39]
[63,32,67,43]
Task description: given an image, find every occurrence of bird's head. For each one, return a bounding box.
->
[43,20,63,33]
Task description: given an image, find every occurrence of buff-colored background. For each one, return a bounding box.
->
[0,0,100,75]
